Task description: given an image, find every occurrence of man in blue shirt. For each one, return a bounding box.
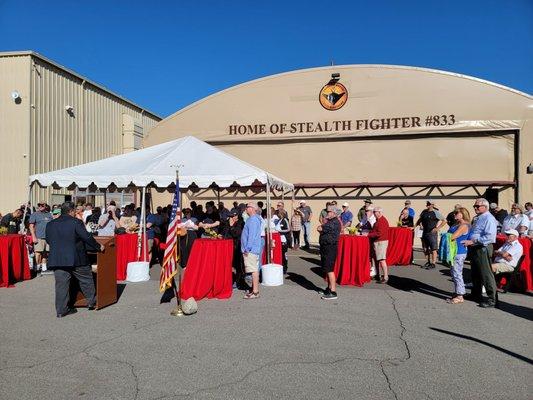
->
[241,202,262,299]
[462,198,498,308]
[404,200,415,218]
[340,202,353,229]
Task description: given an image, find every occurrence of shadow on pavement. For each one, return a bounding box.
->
[495,300,533,322]
[117,283,127,301]
[387,275,450,300]
[430,327,533,365]
[299,256,321,267]
[286,272,322,292]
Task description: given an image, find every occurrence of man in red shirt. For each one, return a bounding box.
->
[367,206,390,283]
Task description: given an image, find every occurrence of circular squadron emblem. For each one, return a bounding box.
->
[319,82,348,111]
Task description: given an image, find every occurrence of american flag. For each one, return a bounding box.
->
[159,179,180,292]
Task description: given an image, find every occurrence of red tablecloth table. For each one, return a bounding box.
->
[181,238,233,301]
[114,234,148,281]
[333,235,371,286]
[0,234,31,288]
[262,232,283,265]
[387,227,414,266]
[495,234,532,292]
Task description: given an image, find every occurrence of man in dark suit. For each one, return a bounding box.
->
[46,201,104,318]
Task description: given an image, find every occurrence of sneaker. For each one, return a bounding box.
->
[318,287,331,295]
[321,291,338,300]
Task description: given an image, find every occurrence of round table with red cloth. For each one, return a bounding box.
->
[0,234,31,288]
[495,234,532,292]
[386,227,414,266]
[333,235,371,286]
[262,232,283,265]
[114,233,148,281]
[180,238,233,301]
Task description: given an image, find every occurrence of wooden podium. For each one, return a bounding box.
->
[73,236,117,310]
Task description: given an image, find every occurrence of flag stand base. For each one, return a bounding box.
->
[170,306,184,316]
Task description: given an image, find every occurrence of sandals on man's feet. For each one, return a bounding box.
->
[244,292,260,300]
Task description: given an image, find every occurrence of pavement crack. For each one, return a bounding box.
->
[84,351,140,400]
[151,356,384,399]
[0,317,167,373]
[384,289,411,361]
[376,290,412,400]
[380,360,399,400]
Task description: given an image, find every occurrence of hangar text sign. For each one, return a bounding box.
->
[228,114,456,136]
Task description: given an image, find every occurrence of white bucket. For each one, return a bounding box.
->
[261,263,284,286]
[126,261,150,282]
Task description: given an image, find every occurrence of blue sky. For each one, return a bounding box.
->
[1,1,531,117]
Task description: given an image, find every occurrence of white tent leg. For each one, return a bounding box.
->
[137,187,146,261]
[265,181,272,264]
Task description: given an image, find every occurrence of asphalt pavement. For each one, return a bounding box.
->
[0,248,531,400]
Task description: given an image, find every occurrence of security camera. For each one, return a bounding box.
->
[11,91,20,100]
[528,163,532,174]
[65,105,74,112]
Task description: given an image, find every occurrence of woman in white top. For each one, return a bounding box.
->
[502,203,529,236]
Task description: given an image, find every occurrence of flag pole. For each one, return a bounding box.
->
[170,166,184,317]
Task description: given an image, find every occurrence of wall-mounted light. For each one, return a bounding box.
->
[11,91,21,104]
[527,163,532,174]
[65,105,75,116]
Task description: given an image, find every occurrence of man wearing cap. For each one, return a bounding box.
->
[358,199,372,222]
[29,202,53,274]
[340,202,353,229]
[415,200,446,269]
[491,229,523,275]
[462,198,498,308]
[318,205,341,300]
[298,200,313,249]
[367,206,390,283]
[404,200,415,218]
[241,203,262,299]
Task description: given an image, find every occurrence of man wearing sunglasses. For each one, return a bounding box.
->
[462,198,498,308]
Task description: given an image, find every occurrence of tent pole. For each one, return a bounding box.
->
[137,187,146,261]
[20,184,32,234]
[266,180,272,264]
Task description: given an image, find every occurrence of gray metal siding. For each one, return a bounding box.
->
[0,55,31,211]
[0,53,161,211]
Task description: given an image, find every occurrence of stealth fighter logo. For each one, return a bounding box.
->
[319,80,348,111]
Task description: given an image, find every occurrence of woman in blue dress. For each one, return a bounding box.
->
[446,207,471,304]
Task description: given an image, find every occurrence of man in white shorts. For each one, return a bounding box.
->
[241,202,263,299]
[491,229,523,274]
[29,202,53,273]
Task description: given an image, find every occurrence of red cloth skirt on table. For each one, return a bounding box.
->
[0,234,31,288]
[180,238,233,301]
[333,235,371,286]
[114,233,148,281]
[386,227,413,266]
[262,232,282,265]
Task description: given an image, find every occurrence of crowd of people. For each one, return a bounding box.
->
[1,196,531,314]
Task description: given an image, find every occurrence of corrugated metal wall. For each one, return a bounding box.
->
[25,55,161,207]
[0,55,30,212]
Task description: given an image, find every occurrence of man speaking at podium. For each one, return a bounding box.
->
[46,202,105,318]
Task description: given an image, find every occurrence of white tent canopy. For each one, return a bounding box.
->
[29,136,293,191]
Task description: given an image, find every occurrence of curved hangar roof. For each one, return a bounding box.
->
[144,64,532,146]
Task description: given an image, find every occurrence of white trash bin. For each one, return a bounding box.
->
[261,263,284,286]
[126,261,150,282]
